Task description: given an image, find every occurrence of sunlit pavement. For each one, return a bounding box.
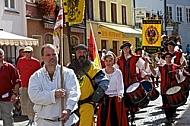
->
[0,85,190,126]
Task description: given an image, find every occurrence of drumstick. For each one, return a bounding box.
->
[168,69,183,73]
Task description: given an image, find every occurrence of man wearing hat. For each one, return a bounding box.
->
[115,42,147,125]
[68,44,109,126]
[165,41,187,67]
[135,47,154,82]
[17,46,41,125]
[161,34,169,53]
[150,52,181,124]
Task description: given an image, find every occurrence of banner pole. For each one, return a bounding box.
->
[60,0,64,126]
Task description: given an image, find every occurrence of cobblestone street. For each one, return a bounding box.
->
[133,86,190,126]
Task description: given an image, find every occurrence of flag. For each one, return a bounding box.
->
[53,7,63,53]
[142,20,161,47]
[88,23,101,68]
[65,0,85,25]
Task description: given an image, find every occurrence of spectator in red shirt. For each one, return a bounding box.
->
[0,48,21,126]
[17,46,41,125]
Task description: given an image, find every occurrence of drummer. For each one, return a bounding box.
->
[165,40,187,68]
[150,52,181,124]
[115,42,147,125]
[165,40,189,97]
[135,47,151,81]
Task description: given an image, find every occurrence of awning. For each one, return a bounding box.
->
[0,30,39,46]
[100,24,142,37]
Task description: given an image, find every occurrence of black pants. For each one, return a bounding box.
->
[162,95,176,119]
[164,108,176,119]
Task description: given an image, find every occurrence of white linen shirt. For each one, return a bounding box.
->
[103,68,124,97]
[28,65,81,123]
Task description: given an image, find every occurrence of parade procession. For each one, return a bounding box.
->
[1,0,190,126]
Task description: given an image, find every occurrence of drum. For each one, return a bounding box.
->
[166,86,186,107]
[126,82,147,104]
[179,79,189,94]
[141,81,159,101]
[137,95,149,108]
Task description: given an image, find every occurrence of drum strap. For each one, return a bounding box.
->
[124,58,134,80]
[165,65,176,87]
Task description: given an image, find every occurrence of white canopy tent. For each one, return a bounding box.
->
[0,30,39,46]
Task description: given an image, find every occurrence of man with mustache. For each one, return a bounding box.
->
[28,44,81,126]
[68,44,109,126]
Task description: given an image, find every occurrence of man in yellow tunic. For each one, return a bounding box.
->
[68,44,109,126]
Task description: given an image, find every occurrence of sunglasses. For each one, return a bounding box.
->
[24,51,31,53]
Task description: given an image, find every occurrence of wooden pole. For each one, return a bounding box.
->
[60,1,64,126]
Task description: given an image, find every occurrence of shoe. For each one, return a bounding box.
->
[169,118,175,123]
[131,121,136,126]
[165,119,171,125]
[26,120,30,126]
[131,116,135,126]
[26,120,36,126]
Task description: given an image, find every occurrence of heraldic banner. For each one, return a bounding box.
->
[142,20,162,54]
[65,0,85,25]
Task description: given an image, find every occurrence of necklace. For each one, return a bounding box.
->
[48,72,54,81]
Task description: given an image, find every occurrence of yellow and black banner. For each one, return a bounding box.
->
[64,0,85,25]
[142,20,162,54]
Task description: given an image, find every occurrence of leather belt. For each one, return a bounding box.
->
[43,118,60,122]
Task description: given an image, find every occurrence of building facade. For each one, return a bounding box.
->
[166,0,190,52]
[86,0,142,56]
[0,0,27,64]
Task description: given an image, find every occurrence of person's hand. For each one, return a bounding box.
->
[59,109,71,123]
[117,96,122,102]
[11,94,18,103]
[55,88,65,98]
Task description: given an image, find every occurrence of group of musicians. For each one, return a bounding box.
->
[97,35,190,126]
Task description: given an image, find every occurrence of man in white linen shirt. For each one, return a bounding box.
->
[28,44,81,126]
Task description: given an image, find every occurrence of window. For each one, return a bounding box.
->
[166,6,172,19]
[186,8,190,23]
[99,1,106,22]
[122,6,127,25]
[44,34,53,44]
[101,40,107,50]
[86,0,94,20]
[71,36,79,54]
[112,41,118,56]
[177,7,183,22]
[111,3,117,23]
[70,36,79,46]
[5,0,15,10]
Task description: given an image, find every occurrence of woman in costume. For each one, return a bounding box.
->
[97,52,128,126]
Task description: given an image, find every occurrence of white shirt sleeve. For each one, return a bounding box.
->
[116,70,124,97]
[64,68,81,111]
[136,57,145,70]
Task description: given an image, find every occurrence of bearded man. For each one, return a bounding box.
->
[68,44,109,126]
